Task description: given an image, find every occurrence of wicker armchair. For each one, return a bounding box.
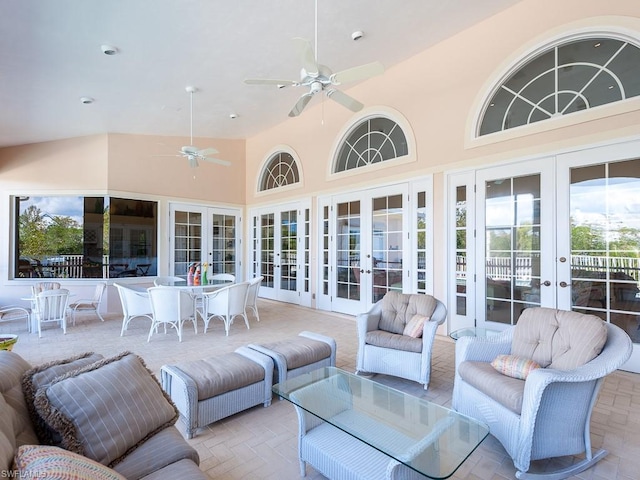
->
[452,307,633,479]
[356,292,447,389]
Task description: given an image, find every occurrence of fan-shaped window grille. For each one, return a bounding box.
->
[260,152,300,191]
[334,117,408,173]
[479,37,640,136]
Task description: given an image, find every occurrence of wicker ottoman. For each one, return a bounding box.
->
[160,346,273,439]
[248,331,336,384]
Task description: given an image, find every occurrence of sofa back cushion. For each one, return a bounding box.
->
[512,307,607,369]
[379,292,437,334]
[33,352,178,467]
[22,352,103,444]
[0,351,38,473]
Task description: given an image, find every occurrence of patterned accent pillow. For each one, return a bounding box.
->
[14,445,127,480]
[22,352,104,444]
[403,314,430,338]
[491,354,541,380]
[33,352,178,467]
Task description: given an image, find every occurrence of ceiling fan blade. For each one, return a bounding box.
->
[326,89,364,112]
[289,93,314,117]
[293,37,319,77]
[197,147,219,156]
[201,157,231,167]
[244,78,298,87]
[330,61,384,85]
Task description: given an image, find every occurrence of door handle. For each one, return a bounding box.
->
[542,280,551,287]
[366,270,371,274]
[360,269,364,273]
[559,281,571,288]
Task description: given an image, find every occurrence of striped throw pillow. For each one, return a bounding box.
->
[403,314,430,338]
[491,354,541,380]
[14,445,126,480]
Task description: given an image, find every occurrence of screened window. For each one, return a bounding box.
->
[334,116,408,173]
[15,196,157,279]
[259,152,300,191]
[479,37,640,136]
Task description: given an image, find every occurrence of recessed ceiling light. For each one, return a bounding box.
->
[594,42,601,48]
[80,97,94,105]
[101,45,118,55]
[229,113,238,119]
[351,31,364,41]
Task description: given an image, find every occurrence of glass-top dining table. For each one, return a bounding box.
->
[159,278,232,290]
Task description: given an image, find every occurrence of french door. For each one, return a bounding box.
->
[453,140,640,372]
[475,158,555,326]
[319,185,409,315]
[169,204,241,280]
[250,201,311,306]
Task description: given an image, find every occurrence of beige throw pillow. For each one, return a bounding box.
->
[403,314,430,338]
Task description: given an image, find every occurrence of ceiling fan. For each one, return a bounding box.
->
[244,0,384,117]
[157,86,230,168]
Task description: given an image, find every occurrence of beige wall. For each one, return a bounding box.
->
[0,133,246,203]
[245,0,640,203]
[106,134,246,204]
[0,135,109,190]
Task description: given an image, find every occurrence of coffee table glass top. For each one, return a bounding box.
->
[273,367,489,479]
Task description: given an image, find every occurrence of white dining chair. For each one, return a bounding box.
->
[68,282,106,325]
[147,286,197,342]
[245,275,263,322]
[114,283,153,336]
[199,281,249,336]
[210,273,236,283]
[29,282,63,333]
[33,288,70,338]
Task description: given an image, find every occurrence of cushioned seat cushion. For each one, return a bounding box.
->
[458,361,526,414]
[259,337,332,370]
[365,330,422,353]
[33,352,178,467]
[173,352,265,400]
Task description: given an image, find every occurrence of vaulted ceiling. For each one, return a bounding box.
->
[0,0,522,148]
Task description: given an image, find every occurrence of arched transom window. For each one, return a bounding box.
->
[479,36,640,136]
[334,116,408,173]
[259,151,300,191]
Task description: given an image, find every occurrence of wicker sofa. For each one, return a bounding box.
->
[0,350,208,479]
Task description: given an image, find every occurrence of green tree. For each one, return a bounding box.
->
[571,223,606,254]
[18,205,48,258]
[18,206,83,259]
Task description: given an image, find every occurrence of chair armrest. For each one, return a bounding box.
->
[356,301,382,337]
[454,329,513,367]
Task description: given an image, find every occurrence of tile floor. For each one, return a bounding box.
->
[2,298,639,480]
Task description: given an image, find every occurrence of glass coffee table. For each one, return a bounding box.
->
[273,367,488,479]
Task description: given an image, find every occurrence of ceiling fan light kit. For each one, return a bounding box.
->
[244,0,383,118]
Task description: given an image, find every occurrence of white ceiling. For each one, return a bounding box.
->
[0,0,522,148]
